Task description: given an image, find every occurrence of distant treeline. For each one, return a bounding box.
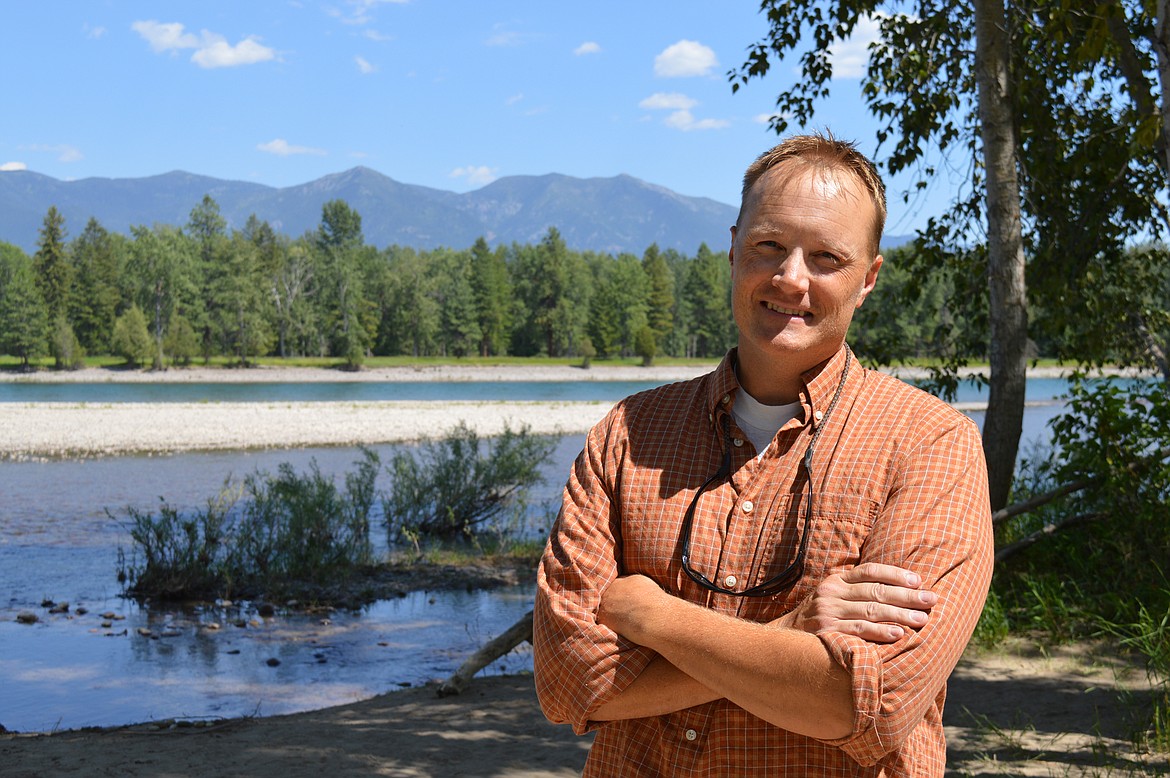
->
[0,195,978,370]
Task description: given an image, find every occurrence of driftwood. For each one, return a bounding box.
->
[994,511,1103,562]
[437,609,534,697]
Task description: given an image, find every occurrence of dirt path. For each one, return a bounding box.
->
[2,639,1165,778]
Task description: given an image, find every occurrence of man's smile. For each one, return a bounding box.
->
[763,301,810,318]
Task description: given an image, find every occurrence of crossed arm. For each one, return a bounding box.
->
[590,563,938,739]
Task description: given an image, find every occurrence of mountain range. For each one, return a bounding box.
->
[0,166,746,256]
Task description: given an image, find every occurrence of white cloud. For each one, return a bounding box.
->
[132,20,199,52]
[574,41,601,56]
[828,14,880,78]
[640,93,727,131]
[664,110,729,131]
[84,24,107,39]
[192,36,276,68]
[257,139,327,156]
[754,112,784,125]
[654,40,718,78]
[355,55,376,74]
[132,20,275,69]
[0,161,27,171]
[24,144,83,162]
[506,93,524,106]
[450,165,498,187]
[639,92,697,111]
[340,0,409,25]
[363,29,393,42]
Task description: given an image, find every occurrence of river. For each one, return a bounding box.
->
[0,377,1067,732]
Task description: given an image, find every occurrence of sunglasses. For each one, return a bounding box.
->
[678,350,850,598]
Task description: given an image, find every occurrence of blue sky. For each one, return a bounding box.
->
[1,1,957,235]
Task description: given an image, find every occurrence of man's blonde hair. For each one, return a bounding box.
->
[737,132,887,254]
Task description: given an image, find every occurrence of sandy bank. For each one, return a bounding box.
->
[0,401,612,459]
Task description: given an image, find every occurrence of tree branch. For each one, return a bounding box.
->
[995,512,1103,562]
[992,477,1094,525]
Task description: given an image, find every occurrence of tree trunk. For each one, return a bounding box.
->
[1154,1,1170,180]
[974,0,1029,510]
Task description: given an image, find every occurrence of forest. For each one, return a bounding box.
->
[0,195,999,372]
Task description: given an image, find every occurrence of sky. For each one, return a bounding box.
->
[1,1,960,237]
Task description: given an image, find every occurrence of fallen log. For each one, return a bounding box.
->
[437,609,534,697]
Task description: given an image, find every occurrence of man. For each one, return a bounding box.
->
[533,133,993,776]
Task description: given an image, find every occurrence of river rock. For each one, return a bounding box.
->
[16,611,38,624]
[48,602,69,614]
[265,657,281,667]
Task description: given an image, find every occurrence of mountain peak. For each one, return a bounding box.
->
[0,168,738,256]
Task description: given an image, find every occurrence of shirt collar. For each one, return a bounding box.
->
[707,345,855,431]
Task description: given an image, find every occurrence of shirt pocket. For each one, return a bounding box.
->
[750,490,880,607]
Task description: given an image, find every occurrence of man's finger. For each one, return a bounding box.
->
[842,562,923,587]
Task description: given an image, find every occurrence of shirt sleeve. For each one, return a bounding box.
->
[819,414,994,765]
[533,404,657,735]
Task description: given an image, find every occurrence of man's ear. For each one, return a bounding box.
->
[728,225,737,268]
[855,253,883,308]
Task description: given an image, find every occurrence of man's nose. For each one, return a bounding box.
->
[771,250,809,291]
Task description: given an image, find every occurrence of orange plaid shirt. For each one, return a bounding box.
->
[534,346,993,777]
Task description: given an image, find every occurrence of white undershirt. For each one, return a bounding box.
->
[730,388,802,456]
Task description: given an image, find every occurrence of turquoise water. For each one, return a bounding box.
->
[0,380,668,403]
[0,375,1088,404]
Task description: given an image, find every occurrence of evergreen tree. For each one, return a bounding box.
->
[212,233,274,365]
[685,242,733,358]
[588,254,648,358]
[187,195,228,362]
[0,245,50,369]
[380,247,440,357]
[33,206,72,322]
[437,249,482,358]
[513,228,590,357]
[641,243,675,350]
[468,237,512,356]
[315,200,372,367]
[69,218,123,354]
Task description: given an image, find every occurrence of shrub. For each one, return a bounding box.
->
[117,450,380,601]
[51,315,86,370]
[164,314,200,367]
[111,305,153,368]
[382,423,555,543]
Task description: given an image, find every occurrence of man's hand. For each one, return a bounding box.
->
[597,574,665,645]
[781,563,938,642]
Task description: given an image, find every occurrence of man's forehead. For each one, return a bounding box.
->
[753,161,866,202]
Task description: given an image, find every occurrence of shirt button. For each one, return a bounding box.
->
[742,500,754,514]
[685,728,698,742]
[732,438,744,447]
[724,575,738,588]
[721,394,730,405]
[814,409,825,422]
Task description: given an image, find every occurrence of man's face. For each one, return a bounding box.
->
[729,162,882,378]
